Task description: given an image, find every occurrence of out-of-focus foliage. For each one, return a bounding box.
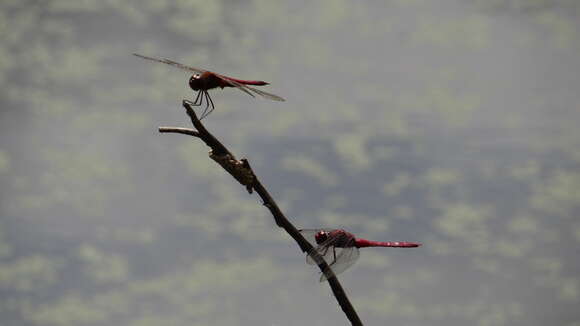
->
[1,0,579,325]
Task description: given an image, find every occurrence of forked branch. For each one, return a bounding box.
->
[159,100,363,326]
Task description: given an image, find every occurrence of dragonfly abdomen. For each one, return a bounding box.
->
[355,238,421,248]
[225,77,269,86]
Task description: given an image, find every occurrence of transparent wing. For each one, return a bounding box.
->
[299,229,350,266]
[239,84,286,101]
[134,53,284,101]
[133,53,206,74]
[306,241,347,266]
[299,229,360,281]
[319,246,360,282]
[213,74,256,98]
[214,73,284,101]
[302,230,338,265]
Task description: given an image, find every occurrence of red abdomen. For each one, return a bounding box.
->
[355,238,422,248]
[225,77,269,86]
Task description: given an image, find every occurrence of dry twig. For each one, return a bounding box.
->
[159,100,363,326]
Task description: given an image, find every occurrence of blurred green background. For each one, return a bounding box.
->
[1,0,579,325]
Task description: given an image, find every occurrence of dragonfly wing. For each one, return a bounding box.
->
[299,228,337,264]
[301,229,344,265]
[298,228,360,281]
[216,73,285,101]
[222,77,257,97]
[133,53,206,74]
[306,243,343,265]
[241,84,285,101]
[208,73,255,98]
[319,246,360,282]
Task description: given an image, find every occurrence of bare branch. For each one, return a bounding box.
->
[158,100,363,326]
[158,127,201,138]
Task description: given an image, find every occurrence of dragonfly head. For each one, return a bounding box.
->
[189,74,202,91]
[314,230,329,244]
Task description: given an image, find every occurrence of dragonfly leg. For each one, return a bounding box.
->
[206,91,215,116]
[191,91,205,118]
[202,91,215,119]
[200,91,215,120]
[193,90,203,106]
[331,247,337,265]
[199,92,209,119]
[199,91,209,120]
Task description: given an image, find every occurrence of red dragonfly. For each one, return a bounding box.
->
[299,229,421,282]
[133,53,285,119]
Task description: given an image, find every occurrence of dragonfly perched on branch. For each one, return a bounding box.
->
[133,53,285,119]
[299,229,421,282]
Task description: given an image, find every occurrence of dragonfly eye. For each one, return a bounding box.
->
[189,75,202,90]
[314,231,328,244]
